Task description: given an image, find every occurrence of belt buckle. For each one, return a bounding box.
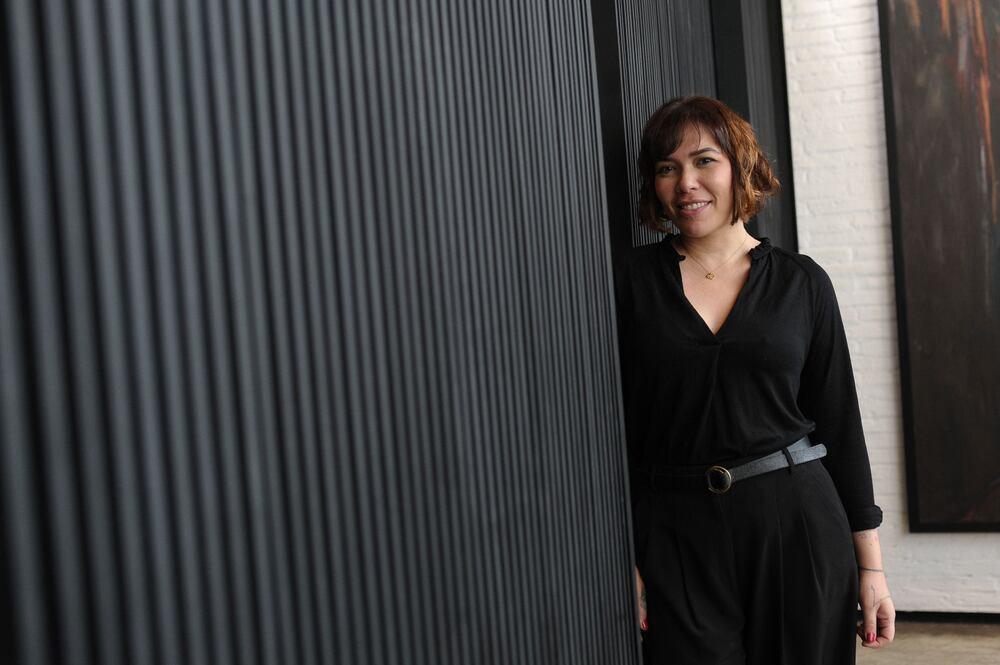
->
[706,465,732,494]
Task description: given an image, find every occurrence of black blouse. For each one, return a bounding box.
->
[615,234,883,533]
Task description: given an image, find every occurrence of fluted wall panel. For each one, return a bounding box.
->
[0,1,638,664]
[736,0,797,249]
[609,0,716,247]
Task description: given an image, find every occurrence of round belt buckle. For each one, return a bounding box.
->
[706,465,733,494]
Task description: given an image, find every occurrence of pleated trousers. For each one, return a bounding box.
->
[637,459,858,665]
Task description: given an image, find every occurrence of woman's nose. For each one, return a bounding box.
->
[675,168,699,192]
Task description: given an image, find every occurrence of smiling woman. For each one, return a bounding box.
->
[638,95,779,234]
[618,96,895,664]
[653,128,738,248]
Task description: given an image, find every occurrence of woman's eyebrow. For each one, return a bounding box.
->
[658,147,721,163]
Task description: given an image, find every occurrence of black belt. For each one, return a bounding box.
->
[641,437,827,494]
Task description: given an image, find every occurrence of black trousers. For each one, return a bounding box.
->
[637,459,858,665]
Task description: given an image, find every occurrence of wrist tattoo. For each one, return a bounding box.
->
[858,566,884,573]
[872,594,891,608]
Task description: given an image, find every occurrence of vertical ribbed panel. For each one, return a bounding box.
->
[0,18,51,663]
[612,0,716,247]
[736,0,797,250]
[0,1,639,664]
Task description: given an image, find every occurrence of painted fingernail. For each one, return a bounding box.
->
[866,632,876,643]
[640,618,648,631]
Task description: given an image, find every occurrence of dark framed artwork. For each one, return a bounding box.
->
[879,0,1000,530]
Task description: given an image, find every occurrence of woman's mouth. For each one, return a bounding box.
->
[677,201,710,217]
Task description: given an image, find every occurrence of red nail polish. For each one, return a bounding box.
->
[640,618,648,631]
[866,632,876,643]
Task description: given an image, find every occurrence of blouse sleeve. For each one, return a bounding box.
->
[797,259,883,532]
[613,253,650,557]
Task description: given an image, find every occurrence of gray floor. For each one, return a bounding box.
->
[856,621,1000,664]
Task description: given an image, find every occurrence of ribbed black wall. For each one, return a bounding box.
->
[1,2,638,664]
[595,0,797,258]
[595,0,717,252]
[712,0,798,250]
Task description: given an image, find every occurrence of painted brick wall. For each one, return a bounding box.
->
[780,0,1000,613]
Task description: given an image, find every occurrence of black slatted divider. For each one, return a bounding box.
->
[594,0,717,256]
[1,15,51,663]
[1,1,640,663]
[710,0,798,250]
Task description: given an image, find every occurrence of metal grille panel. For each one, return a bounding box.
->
[613,0,716,248]
[0,1,638,663]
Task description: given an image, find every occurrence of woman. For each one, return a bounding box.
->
[616,96,895,664]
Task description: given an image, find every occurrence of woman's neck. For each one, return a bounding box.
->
[675,222,751,260]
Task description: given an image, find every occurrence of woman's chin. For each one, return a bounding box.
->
[672,217,726,238]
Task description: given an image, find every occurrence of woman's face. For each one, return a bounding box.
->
[654,124,737,237]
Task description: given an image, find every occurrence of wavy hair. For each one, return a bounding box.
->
[637,96,780,233]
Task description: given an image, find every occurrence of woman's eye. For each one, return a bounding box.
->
[656,165,674,175]
[698,157,715,166]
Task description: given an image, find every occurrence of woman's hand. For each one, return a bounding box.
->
[852,528,894,648]
[635,566,648,635]
[857,567,895,647]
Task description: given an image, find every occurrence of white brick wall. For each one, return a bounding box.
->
[781,0,1000,613]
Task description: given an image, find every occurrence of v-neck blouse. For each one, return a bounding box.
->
[615,234,882,532]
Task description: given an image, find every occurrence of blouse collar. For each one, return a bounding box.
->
[660,233,773,263]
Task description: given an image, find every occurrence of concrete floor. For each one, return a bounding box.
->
[856,621,1000,664]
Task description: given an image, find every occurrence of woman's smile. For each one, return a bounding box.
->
[676,200,711,217]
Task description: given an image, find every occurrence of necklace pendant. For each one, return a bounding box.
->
[705,272,716,280]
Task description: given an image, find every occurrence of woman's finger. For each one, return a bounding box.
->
[635,568,648,632]
[877,598,896,644]
[858,575,883,647]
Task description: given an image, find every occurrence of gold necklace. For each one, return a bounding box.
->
[680,235,749,280]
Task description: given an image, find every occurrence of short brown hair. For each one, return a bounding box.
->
[637,96,780,233]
